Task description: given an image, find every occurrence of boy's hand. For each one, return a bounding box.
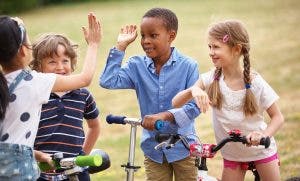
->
[116,25,138,51]
[190,86,210,113]
[142,112,174,130]
[34,150,54,168]
[82,12,102,46]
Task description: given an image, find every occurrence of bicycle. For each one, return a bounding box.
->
[106,114,165,181]
[155,129,270,181]
[38,149,111,181]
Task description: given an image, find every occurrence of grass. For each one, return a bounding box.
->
[12,0,300,180]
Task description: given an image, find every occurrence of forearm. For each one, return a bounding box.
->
[80,43,99,86]
[172,88,193,108]
[263,114,284,137]
[263,103,284,137]
[83,126,100,155]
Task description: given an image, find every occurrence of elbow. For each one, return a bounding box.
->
[99,79,109,89]
[83,77,93,87]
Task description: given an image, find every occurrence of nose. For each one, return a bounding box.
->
[209,48,215,57]
[56,61,64,70]
[142,36,150,44]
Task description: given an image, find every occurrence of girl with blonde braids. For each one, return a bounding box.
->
[172,19,284,181]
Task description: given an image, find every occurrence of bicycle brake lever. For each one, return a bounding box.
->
[154,142,168,150]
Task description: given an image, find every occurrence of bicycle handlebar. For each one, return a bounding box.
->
[39,154,101,172]
[106,114,165,130]
[155,129,271,158]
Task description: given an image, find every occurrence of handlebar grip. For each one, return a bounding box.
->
[38,160,59,172]
[75,155,102,167]
[260,136,271,148]
[154,120,165,130]
[106,114,126,124]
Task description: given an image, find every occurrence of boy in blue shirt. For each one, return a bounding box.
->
[100,8,200,181]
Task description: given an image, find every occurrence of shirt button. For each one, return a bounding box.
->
[160,86,163,89]
[109,54,113,57]
[160,105,163,108]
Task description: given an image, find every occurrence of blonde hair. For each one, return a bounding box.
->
[207,20,258,116]
[30,33,78,71]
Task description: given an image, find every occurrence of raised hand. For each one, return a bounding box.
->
[116,25,138,51]
[82,12,102,46]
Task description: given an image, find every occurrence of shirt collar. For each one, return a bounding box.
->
[145,47,178,68]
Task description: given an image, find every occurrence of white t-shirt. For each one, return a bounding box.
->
[201,70,279,161]
[1,69,56,147]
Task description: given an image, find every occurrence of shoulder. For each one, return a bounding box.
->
[251,71,268,88]
[174,48,198,64]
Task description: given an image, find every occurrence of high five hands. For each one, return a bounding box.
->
[116,25,138,51]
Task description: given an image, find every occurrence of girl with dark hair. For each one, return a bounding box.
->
[0,14,101,180]
[172,20,284,181]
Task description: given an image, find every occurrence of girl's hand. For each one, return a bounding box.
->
[190,86,210,113]
[82,12,102,46]
[246,131,265,146]
[116,25,138,51]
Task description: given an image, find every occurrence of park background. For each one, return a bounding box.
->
[1,0,299,180]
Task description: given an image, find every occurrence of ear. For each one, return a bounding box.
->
[233,44,242,56]
[17,45,26,58]
[169,30,177,42]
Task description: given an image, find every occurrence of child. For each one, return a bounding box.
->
[172,19,284,181]
[30,33,101,181]
[0,13,101,180]
[100,8,200,181]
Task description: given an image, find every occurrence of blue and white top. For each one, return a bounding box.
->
[100,47,200,163]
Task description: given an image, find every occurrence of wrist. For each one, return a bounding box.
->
[116,43,127,51]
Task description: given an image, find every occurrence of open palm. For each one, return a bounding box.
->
[117,25,138,48]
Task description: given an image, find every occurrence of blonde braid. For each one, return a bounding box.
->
[208,68,223,109]
[243,50,258,116]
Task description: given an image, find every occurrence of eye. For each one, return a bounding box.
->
[48,60,56,64]
[151,34,158,38]
[63,59,70,63]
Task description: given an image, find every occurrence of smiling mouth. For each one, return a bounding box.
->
[144,48,154,53]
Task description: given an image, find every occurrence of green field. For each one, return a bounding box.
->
[13,0,300,180]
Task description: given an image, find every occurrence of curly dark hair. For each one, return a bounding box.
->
[143,7,178,33]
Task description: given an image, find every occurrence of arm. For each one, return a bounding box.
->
[52,13,102,92]
[246,102,284,145]
[83,118,101,154]
[172,78,210,113]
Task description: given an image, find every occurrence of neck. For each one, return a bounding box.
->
[153,48,172,74]
[222,65,243,80]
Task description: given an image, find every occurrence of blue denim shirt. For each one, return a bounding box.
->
[100,47,200,163]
